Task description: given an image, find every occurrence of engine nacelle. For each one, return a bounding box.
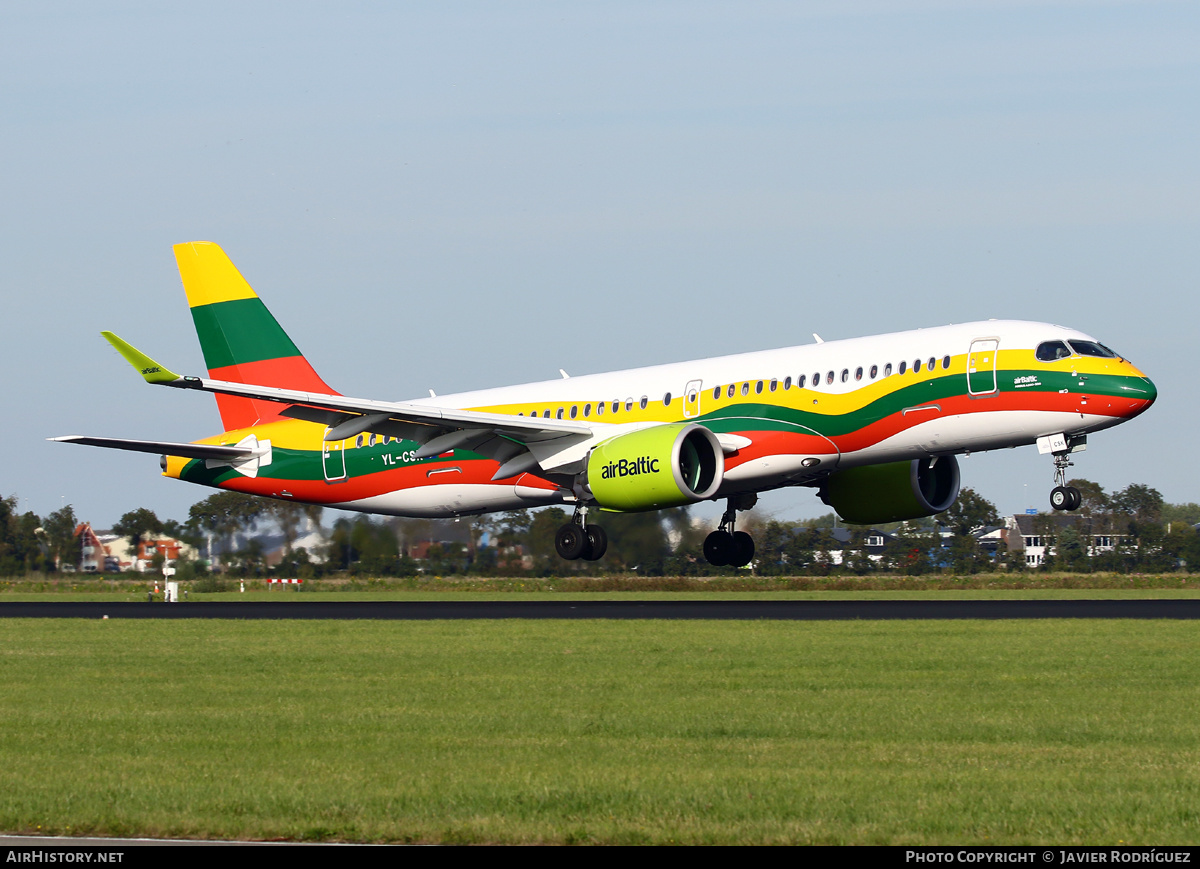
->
[821,456,960,525]
[585,423,724,512]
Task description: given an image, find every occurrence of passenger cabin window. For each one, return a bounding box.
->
[613,401,621,413]
[784,376,792,389]
[812,372,820,386]
[639,396,648,409]
[884,363,892,377]
[855,367,863,381]
[1069,340,1119,358]
[942,355,951,369]
[556,408,564,419]
[713,386,721,400]
[927,357,936,371]
[570,406,578,419]
[740,383,749,396]
[728,384,735,398]
[869,365,878,379]
[626,398,634,411]
[1036,341,1072,362]
[663,393,672,406]
[914,359,922,373]
[769,379,777,392]
[826,371,835,385]
[755,380,763,394]
[899,361,907,374]
[840,369,849,383]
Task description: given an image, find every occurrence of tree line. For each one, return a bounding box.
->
[3,477,1199,578]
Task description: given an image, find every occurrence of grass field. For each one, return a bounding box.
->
[2,617,1199,844]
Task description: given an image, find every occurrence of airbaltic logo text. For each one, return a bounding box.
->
[600,457,660,480]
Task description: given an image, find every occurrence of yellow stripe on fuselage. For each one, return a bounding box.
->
[162,347,1150,469]
[173,241,259,308]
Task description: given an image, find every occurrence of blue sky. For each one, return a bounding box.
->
[4,1,1197,528]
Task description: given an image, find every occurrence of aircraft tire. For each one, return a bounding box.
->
[1067,487,1082,511]
[730,531,755,568]
[583,525,608,561]
[555,524,588,560]
[1050,486,1072,511]
[703,530,734,566]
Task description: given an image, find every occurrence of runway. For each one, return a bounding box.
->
[3,599,1200,620]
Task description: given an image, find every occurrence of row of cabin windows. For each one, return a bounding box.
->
[518,395,666,420]
[351,434,396,448]
[347,353,959,442]
[512,354,954,419]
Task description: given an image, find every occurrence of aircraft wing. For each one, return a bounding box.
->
[90,331,602,478]
[47,436,255,461]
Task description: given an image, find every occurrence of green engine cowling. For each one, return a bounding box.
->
[585,423,724,512]
[820,456,960,525]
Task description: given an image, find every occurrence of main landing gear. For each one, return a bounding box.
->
[555,507,608,561]
[703,494,757,568]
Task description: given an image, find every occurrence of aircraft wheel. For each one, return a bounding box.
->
[1066,487,1082,511]
[730,531,755,568]
[1050,486,1072,511]
[555,523,588,560]
[582,525,608,561]
[703,530,734,566]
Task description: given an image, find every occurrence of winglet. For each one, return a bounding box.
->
[101,331,181,384]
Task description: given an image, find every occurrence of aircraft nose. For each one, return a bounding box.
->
[1140,375,1157,404]
[1120,370,1156,417]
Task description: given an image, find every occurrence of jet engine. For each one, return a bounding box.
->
[585,423,724,512]
[820,456,960,525]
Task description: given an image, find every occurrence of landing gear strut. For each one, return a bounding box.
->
[555,507,607,561]
[703,495,756,568]
[1049,453,1082,512]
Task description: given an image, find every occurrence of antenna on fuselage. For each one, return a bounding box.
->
[813,334,824,344]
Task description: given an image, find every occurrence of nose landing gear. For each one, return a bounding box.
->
[703,494,757,568]
[1046,439,1083,512]
[555,507,607,561]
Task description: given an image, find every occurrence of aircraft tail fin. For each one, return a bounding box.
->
[173,241,339,431]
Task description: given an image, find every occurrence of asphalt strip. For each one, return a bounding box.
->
[3,600,1200,619]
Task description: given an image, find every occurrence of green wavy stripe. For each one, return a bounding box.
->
[695,370,1145,437]
[179,370,1146,486]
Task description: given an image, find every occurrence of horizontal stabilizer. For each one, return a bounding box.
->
[48,436,254,461]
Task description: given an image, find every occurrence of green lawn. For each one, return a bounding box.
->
[2,618,1199,843]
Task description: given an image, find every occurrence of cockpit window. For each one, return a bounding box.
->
[1036,341,1072,362]
[1068,340,1118,359]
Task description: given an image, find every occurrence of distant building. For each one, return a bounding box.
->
[816,527,898,566]
[1010,514,1129,567]
[74,523,118,573]
[94,533,198,572]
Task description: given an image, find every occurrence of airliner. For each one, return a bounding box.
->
[53,242,1157,566]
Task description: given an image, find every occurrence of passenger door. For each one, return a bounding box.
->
[323,434,347,483]
[967,338,999,397]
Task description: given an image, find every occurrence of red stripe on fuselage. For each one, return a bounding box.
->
[827,390,1146,454]
[217,458,557,507]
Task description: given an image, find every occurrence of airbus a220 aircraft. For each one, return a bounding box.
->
[54,242,1156,566]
